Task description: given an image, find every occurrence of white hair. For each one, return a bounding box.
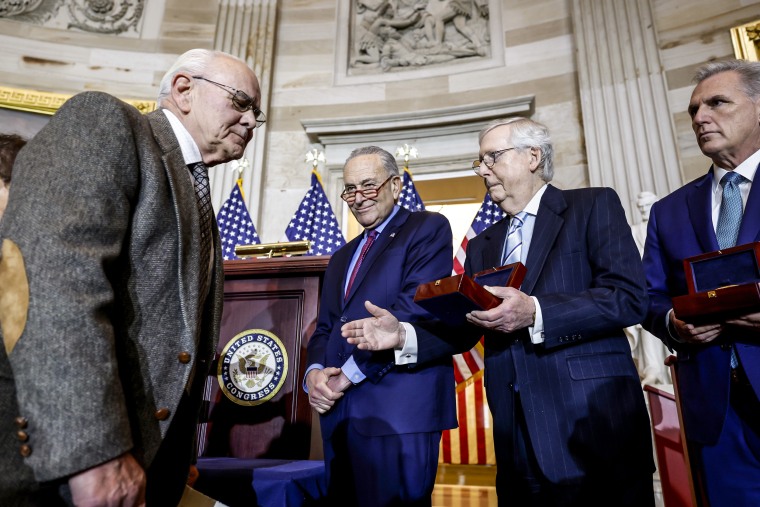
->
[156,49,248,106]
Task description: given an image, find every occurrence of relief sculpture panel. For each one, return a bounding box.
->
[349,0,491,74]
[0,0,144,36]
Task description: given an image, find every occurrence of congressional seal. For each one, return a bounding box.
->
[217,329,289,406]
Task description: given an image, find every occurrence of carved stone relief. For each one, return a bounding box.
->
[0,0,144,36]
[349,0,491,74]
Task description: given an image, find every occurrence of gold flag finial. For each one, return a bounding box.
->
[230,157,250,180]
[305,148,326,169]
[395,144,418,170]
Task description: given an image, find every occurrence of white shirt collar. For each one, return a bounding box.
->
[522,184,548,217]
[162,109,203,166]
[711,148,760,192]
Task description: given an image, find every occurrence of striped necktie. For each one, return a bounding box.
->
[501,212,526,266]
[716,171,745,369]
[190,162,213,300]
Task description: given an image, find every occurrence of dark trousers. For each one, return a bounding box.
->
[696,366,760,507]
[495,391,654,507]
[323,420,440,507]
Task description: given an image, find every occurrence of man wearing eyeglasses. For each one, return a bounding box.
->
[303,146,456,506]
[342,119,655,506]
[0,49,263,506]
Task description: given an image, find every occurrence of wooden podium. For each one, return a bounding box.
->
[197,256,330,460]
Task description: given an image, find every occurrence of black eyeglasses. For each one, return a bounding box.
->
[340,176,396,204]
[472,147,517,173]
[192,76,266,128]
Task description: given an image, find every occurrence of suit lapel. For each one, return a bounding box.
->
[343,207,411,305]
[339,235,363,307]
[480,218,509,271]
[521,185,566,295]
[147,110,202,329]
[738,164,760,244]
[686,171,719,253]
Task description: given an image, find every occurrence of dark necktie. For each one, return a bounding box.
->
[501,212,526,265]
[716,171,745,369]
[345,230,378,299]
[190,162,213,299]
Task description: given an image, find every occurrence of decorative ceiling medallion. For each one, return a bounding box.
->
[67,0,144,35]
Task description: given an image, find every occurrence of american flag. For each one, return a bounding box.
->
[284,170,346,256]
[442,192,505,466]
[216,179,261,260]
[399,168,425,212]
[451,192,507,380]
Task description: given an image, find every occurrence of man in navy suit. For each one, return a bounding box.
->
[642,59,760,506]
[342,118,655,506]
[303,146,456,506]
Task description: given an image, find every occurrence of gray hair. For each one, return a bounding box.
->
[479,117,554,182]
[693,59,760,100]
[344,146,400,177]
[157,49,247,106]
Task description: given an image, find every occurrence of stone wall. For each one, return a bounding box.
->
[0,0,758,241]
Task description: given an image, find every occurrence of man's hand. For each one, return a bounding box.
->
[669,310,722,344]
[68,453,146,507]
[467,286,534,333]
[726,311,760,332]
[326,371,353,394]
[341,300,405,351]
[305,367,344,414]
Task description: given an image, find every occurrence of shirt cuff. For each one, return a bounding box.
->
[302,363,324,393]
[666,309,682,343]
[341,356,366,385]
[528,296,545,344]
[395,323,418,365]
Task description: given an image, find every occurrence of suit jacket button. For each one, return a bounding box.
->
[155,408,170,421]
[178,352,192,364]
[14,417,28,429]
[340,316,348,323]
[16,431,28,442]
[19,444,31,457]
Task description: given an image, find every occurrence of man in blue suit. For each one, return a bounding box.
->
[342,118,655,506]
[642,59,760,506]
[303,146,456,506]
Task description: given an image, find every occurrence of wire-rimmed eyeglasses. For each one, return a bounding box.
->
[340,176,396,204]
[192,76,266,129]
[472,147,516,173]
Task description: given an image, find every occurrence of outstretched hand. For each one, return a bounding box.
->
[341,300,406,351]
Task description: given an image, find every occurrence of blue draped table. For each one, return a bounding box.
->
[195,458,326,507]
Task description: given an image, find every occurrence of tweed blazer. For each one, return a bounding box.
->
[0,91,223,495]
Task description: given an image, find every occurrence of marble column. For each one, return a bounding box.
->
[571,0,682,223]
[209,0,278,229]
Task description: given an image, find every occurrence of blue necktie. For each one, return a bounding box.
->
[501,212,526,266]
[716,171,745,369]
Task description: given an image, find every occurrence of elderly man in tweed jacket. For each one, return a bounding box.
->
[0,48,263,506]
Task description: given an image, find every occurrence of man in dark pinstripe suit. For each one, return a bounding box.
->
[343,117,655,506]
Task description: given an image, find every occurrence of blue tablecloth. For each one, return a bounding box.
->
[195,458,326,507]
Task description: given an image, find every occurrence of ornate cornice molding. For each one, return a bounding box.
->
[300,95,535,145]
[0,86,156,115]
